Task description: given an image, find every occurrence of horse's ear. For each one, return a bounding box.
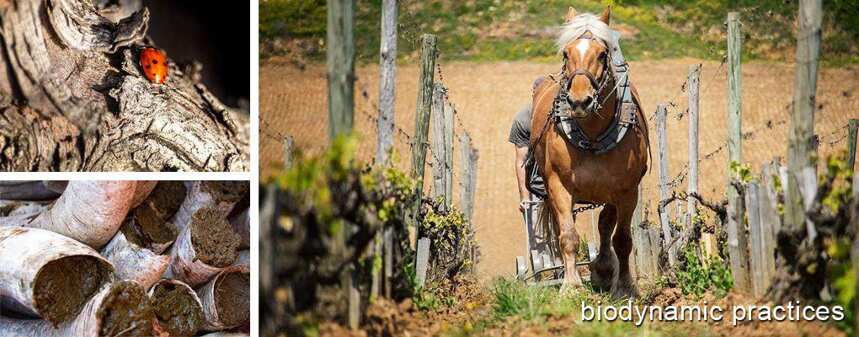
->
[600,6,612,25]
[565,7,577,23]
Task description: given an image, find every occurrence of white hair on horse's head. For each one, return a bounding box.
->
[556,13,620,54]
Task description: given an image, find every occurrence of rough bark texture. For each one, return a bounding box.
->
[0,0,249,171]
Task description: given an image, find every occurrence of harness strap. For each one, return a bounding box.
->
[551,33,638,155]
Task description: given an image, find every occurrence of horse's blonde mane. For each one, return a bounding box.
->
[555,13,620,54]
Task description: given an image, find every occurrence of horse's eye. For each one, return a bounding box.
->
[600,51,607,59]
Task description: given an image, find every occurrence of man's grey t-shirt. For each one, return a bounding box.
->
[508,103,532,148]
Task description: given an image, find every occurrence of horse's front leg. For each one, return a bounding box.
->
[610,190,639,298]
[545,175,583,290]
[589,204,619,292]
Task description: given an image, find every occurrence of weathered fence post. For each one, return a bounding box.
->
[409,34,438,240]
[745,182,766,297]
[415,237,431,287]
[655,104,676,267]
[785,0,821,232]
[725,12,751,294]
[378,0,398,294]
[283,136,295,169]
[327,0,359,329]
[630,187,647,278]
[327,0,355,141]
[848,119,858,171]
[459,133,476,219]
[431,85,454,209]
[759,163,780,285]
[687,65,709,254]
[376,0,397,165]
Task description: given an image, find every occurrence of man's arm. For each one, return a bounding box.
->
[515,145,530,212]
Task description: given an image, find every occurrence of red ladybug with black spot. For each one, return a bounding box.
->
[139,47,168,84]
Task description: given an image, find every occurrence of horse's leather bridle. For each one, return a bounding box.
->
[546,34,639,155]
[558,35,611,114]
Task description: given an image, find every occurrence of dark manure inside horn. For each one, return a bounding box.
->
[215,270,250,327]
[151,282,203,337]
[190,207,240,267]
[97,282,153,337]
[33,255,111,326]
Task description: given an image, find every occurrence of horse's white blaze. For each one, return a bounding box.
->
[576,39,590,59]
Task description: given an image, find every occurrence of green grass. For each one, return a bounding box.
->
[441,278,716,337]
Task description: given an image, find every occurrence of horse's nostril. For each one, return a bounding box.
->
[572,96,593,108]
[582,96,593,107]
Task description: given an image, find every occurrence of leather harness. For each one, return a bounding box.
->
[548,35,639,155]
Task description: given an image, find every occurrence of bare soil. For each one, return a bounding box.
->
[261,60,859,280]
[33,255,111,325]
[191,207,241,267]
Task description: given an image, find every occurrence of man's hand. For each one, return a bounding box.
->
[515,146,530,213]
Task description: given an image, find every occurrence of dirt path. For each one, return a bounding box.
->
[261,58,859,280]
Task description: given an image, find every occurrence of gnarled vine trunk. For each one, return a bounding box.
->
[0,0,249,171]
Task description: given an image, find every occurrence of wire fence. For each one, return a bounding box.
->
[259,7,859,248]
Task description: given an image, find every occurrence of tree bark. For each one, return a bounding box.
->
[0,0,248,171]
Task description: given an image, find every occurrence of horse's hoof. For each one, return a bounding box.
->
[610,282,639,299]
[588,251,618,292]
[588,261,615,292]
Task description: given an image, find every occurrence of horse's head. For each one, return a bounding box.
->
[558,7,613,118]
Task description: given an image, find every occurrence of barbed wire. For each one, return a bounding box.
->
[645,118,852,196]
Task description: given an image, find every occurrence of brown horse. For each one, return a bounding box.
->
[530,6,649,298]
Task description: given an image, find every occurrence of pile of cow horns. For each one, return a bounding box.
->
[0,181,250,337]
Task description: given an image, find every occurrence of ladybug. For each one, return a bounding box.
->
[139,47,168,84]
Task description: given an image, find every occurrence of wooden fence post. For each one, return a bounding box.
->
[283,136,295,169]
[847,119,858,171]
[725,11,751,294]
[431,84,453,209]
[327,0,355,141]
[745,182,766,297]
[647,227,662,275]
[655,104,676,267]
[376,0,398,297]
[785,0,821,231]
[630,187,646,278]
[415,237,431,287]
[409,34,438,240]
[687,65,707,250]
[759,163,780,284]
[460,136,477,220]
[327,0,359,328]
[376,0,397,165]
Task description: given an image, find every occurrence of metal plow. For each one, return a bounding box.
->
[515,197,595,286]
